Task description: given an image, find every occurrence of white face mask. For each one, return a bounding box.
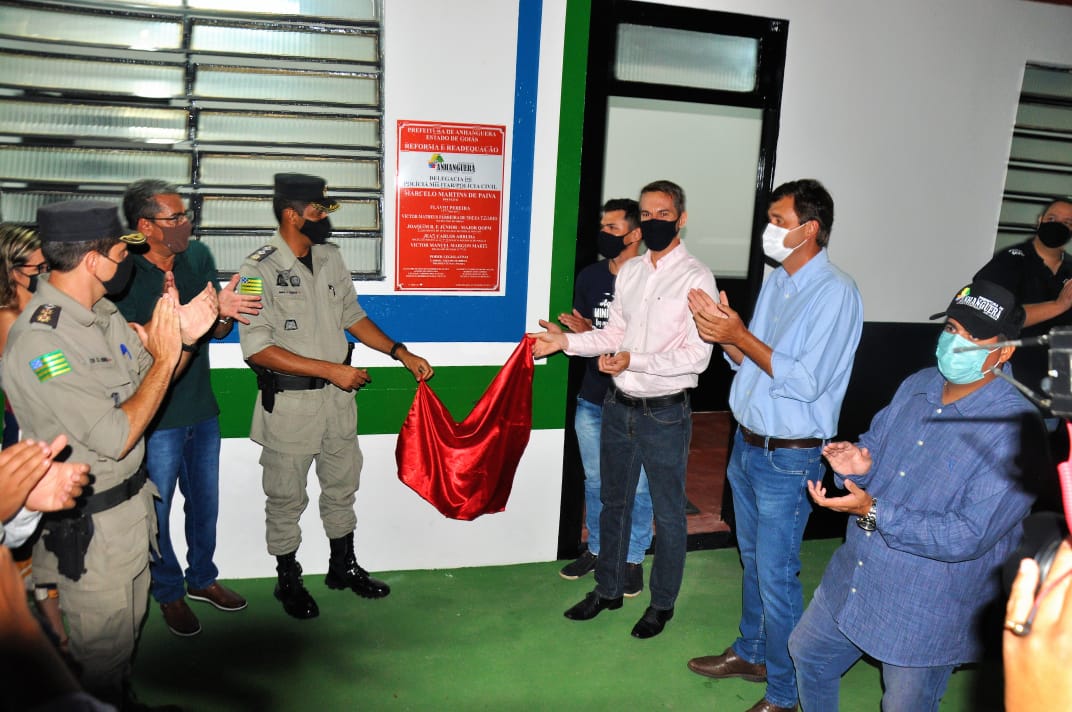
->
[761,222,807,263]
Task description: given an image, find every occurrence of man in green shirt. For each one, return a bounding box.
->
[115,179,261,637]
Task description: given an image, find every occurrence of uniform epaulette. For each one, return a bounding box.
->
[29,304,60,329]
[248,245,277,262]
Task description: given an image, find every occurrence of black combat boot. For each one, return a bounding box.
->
[325,533,390,599]
[274,552,319,619]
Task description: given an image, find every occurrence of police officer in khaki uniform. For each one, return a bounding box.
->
[239,173,432,619]
[2,200,216,708]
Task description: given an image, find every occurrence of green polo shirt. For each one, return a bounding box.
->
[113,240,220,430]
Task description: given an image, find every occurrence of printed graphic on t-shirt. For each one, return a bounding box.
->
[592,291,614,329]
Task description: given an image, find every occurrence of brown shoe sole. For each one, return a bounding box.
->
[687,659,767,683]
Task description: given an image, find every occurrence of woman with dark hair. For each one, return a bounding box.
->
[0,222,66,651]
[0,223,46,445]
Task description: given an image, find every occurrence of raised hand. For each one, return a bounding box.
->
[175,282,219,345]
[218,273,262,325]
[24,435,89,513]
[822,441,873,476]
[145,294,182,370]
[558,309,593,334]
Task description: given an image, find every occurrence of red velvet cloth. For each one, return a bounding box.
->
[396,336,534,520]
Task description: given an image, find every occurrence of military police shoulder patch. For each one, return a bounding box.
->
[247,245,277,262]
[30,350,71,383]
[239,276,263,295]
[30,304,60,328]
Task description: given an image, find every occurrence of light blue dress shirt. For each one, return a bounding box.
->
[728,249,863,439]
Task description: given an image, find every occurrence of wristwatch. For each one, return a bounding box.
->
[856,498,878,532]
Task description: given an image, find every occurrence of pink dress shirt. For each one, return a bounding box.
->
[565,242,716,397]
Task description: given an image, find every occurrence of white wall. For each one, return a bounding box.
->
[675,0,1072,321]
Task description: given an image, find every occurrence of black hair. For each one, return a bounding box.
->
[601,198,640,230]
[770,179,835,247]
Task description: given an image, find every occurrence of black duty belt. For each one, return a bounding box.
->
[609,384,688,409]
[274,373,327,391]
[740,426,823,451]
[81,465,148,516]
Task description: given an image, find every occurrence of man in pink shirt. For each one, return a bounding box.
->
[532,180,715,638]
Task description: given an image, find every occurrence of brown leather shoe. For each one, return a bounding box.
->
[687,646,767,682]
[160,598,201,637]
[188,582,248,612]
[745,698,797,712]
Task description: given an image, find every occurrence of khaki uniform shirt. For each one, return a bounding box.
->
[238,233,367,455]
[1,278,155,585]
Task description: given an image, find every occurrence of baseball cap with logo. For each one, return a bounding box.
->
[273,173,339,213]
[37,200,145,245]
[929,279,1024,340]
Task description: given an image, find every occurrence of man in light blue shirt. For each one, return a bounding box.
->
[686,179,863,712]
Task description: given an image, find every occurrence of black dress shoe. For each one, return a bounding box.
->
[564,591,623,620]
[631,605,674,638]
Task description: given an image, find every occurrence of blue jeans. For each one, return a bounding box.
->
[147,416,222,603]
[594,390,690,610]
[575,397,653,563]
[789,585,954,712]
[727,429,824,709]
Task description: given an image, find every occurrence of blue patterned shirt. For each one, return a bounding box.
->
[817,366,1042,666]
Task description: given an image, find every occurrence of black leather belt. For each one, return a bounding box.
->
[610,384,687,409]
[81,465,148,516]
[740,426,823,451]
[275,373,327,390]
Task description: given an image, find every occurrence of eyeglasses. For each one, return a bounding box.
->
[146,209,194,226]
[15,261,48,276]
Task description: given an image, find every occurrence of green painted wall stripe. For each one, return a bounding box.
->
[213,363,570,437]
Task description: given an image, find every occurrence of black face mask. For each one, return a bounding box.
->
[300,216,332,245]
[100,254,134,295]
[1037,221,1072,249]
[26,273,38,293]
[640,218,678,252]
[597,230,626,259]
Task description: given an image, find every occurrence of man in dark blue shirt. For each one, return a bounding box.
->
[788,279,1043,711]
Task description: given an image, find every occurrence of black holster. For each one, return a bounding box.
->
[249,362,279,413]
[42,510,94,582]
[39,465,147,581]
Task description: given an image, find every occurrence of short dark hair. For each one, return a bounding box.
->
[272,196,309,225]
[601,198,640,230]
[123,179,181,229]
[640,180,686,216]
[1042,196,1072,215]
[770,179,835,247]
[42,237,119,273]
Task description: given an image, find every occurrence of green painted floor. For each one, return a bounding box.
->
[131,539,1002,711]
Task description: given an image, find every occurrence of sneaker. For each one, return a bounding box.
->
[160,598,201,637]
[624,562,644,598]
[559,550,598,580]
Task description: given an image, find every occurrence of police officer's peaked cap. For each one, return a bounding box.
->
[37,200,146,245]
[273,173,340,213]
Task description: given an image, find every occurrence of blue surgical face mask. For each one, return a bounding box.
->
[935,330,997,384]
